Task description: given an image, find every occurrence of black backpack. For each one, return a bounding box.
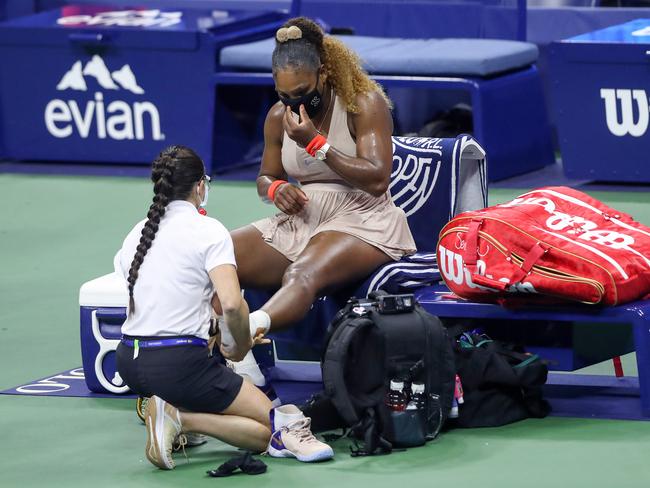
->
[303,292,456,455]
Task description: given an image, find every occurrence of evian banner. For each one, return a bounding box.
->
[44,55,165,142]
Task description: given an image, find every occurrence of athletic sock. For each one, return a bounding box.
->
[221,310,271,387]
[231,350,266,387]
[271,404,305,431]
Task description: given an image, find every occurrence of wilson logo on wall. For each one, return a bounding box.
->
[600,88,649,137]
[44,55,165,141]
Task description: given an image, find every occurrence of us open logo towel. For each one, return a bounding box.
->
[389,135,487,253]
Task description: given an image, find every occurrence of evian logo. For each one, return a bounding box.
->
[390,137,443,217]
[44,55,164,141]
[600,88,649,137]
[57,9,182,28]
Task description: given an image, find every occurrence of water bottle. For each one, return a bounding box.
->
[406,382,426,410]
[385,380,408,411]
[449,397,459,418]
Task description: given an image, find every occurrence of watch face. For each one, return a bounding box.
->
[314,142,329,161]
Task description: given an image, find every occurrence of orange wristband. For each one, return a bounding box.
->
[305,134,327,157]
[267,179,288,201]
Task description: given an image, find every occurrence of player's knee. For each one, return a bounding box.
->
[282,265,318,299]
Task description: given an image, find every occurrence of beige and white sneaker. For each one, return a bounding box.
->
[144,395,182,470]
[267,406,334,462]
[174,432,207,450]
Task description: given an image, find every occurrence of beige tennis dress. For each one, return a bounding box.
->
[252,94,416,262]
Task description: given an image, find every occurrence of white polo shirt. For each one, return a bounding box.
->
[114,200,236,340]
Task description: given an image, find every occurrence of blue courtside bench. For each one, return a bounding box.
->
[214,34,555,181]
[413,286,650,419]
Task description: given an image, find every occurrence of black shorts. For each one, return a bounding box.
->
[116,337,243,414]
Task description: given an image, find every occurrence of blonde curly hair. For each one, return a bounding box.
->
[272,17,391,113]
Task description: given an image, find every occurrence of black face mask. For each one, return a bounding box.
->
[280,84,323,119]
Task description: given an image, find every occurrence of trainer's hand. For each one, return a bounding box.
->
[220,337,253,362]
[253,328,271,346]
[273,182,308,215]
[283,105,318,148]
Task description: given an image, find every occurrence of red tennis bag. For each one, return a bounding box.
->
[437,186,650,306]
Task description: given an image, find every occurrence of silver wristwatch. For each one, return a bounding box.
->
[314,142,331,161]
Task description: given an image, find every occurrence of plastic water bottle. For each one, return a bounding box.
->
[406,382,426,410]
[449,397,459,418]
[385,380,408,411]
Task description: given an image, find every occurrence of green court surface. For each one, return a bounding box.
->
[1,173,650,487]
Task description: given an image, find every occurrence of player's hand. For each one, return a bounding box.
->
[252,328,271,346]
[273,182,308,215]
[283,105,318,148]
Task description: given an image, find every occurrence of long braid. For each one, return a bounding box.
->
[126,149,177,315]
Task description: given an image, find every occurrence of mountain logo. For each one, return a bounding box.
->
[57,55,144,94]
[44,55,164,141]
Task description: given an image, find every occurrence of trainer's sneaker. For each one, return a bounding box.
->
[136,396,149,423]
[144,396,182,470]
[174,432,208,450]
[267,417,334,462]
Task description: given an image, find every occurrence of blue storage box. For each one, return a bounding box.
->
[0,5,286,170]
[79,272,128,394]
[550,19,650,183]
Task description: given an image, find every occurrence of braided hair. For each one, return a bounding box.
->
[271,17,391,113]
[126,145,205,315]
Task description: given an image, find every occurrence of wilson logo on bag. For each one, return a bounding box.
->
[437,186,650,306]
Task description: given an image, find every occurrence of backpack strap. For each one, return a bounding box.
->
[321,316,380,426]
[321,298,360,361]
[349,407,393,457]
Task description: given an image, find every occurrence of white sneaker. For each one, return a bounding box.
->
[268,416,334,462]
[144,396,182,470]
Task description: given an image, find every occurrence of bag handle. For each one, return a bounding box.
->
[464,219,550,289]
[510,242,549,283]
[464,219,508,291]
